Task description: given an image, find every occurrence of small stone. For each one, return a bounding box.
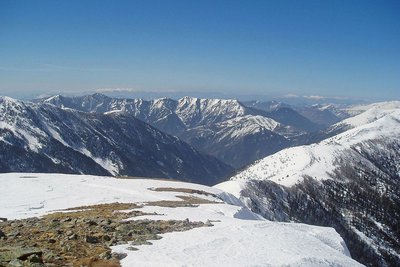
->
[115,224,130,232]
[65,230,74,236]
[100,219,112,226]
[153,235,162,240]
[85,235,99,244]
[99,251,112,260]
[126,246,138,251]
[48,239,56,244]
[10,222,19,227]
[61,217,72,223]
[0,229,6,238]
[62,245,71,253]
[130,239,152,246]
[27,253,43,263]
[8,230,21,238]
[68,233,78,240]
[87,220,98,226]
[102,235,111,241]
[43,251,58,262]
[111,252,127,260]
[26,218,39,225]
[102,225,115,232]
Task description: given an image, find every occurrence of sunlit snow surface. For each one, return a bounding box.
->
[0,173,362,266]
[230,104,400,187]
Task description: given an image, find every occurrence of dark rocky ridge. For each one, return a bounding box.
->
[0,97,233,185]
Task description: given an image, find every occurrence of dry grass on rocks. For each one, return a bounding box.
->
[0,193,215,267]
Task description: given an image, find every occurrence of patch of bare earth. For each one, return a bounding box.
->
[150,187,219,198]
[0,193,216,267]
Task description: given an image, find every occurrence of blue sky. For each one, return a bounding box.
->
[0,0,399,100]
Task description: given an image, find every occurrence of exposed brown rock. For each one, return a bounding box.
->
[0,196,213,266]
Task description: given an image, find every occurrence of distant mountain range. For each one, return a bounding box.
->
[39,93,335,168]
[218,101,400,266]
[0,96,232,185]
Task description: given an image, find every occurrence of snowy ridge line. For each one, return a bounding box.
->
[334,101,400,128]
[230,106,400,187]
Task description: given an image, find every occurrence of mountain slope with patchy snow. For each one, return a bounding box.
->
[0,97,232,184]
[218,103,400,266]
[39,94,309,167]
[0,173,362,267]
[231,106,400,186]
[180,115,291,168]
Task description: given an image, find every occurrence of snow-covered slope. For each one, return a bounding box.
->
[175,96,250,127]
[338,101,400,128]
[231,105,400,187]
[0,96,232,184]
[325,101,400,136]
[219,104,400,266]
[180,115,290,168]
[0,173,362,267]
[345,101,400,116]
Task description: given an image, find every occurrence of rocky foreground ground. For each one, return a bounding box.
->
[0,189,216,267]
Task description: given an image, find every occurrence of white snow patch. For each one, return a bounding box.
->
[0,173,362,267]
[0,173,222,220]
[114,219,361,267]
[79,148,119,175]
[104,109,123,115]
[214,180,247,199]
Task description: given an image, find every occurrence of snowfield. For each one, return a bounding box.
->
[0,173,362,266]
[229,105,400,187]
